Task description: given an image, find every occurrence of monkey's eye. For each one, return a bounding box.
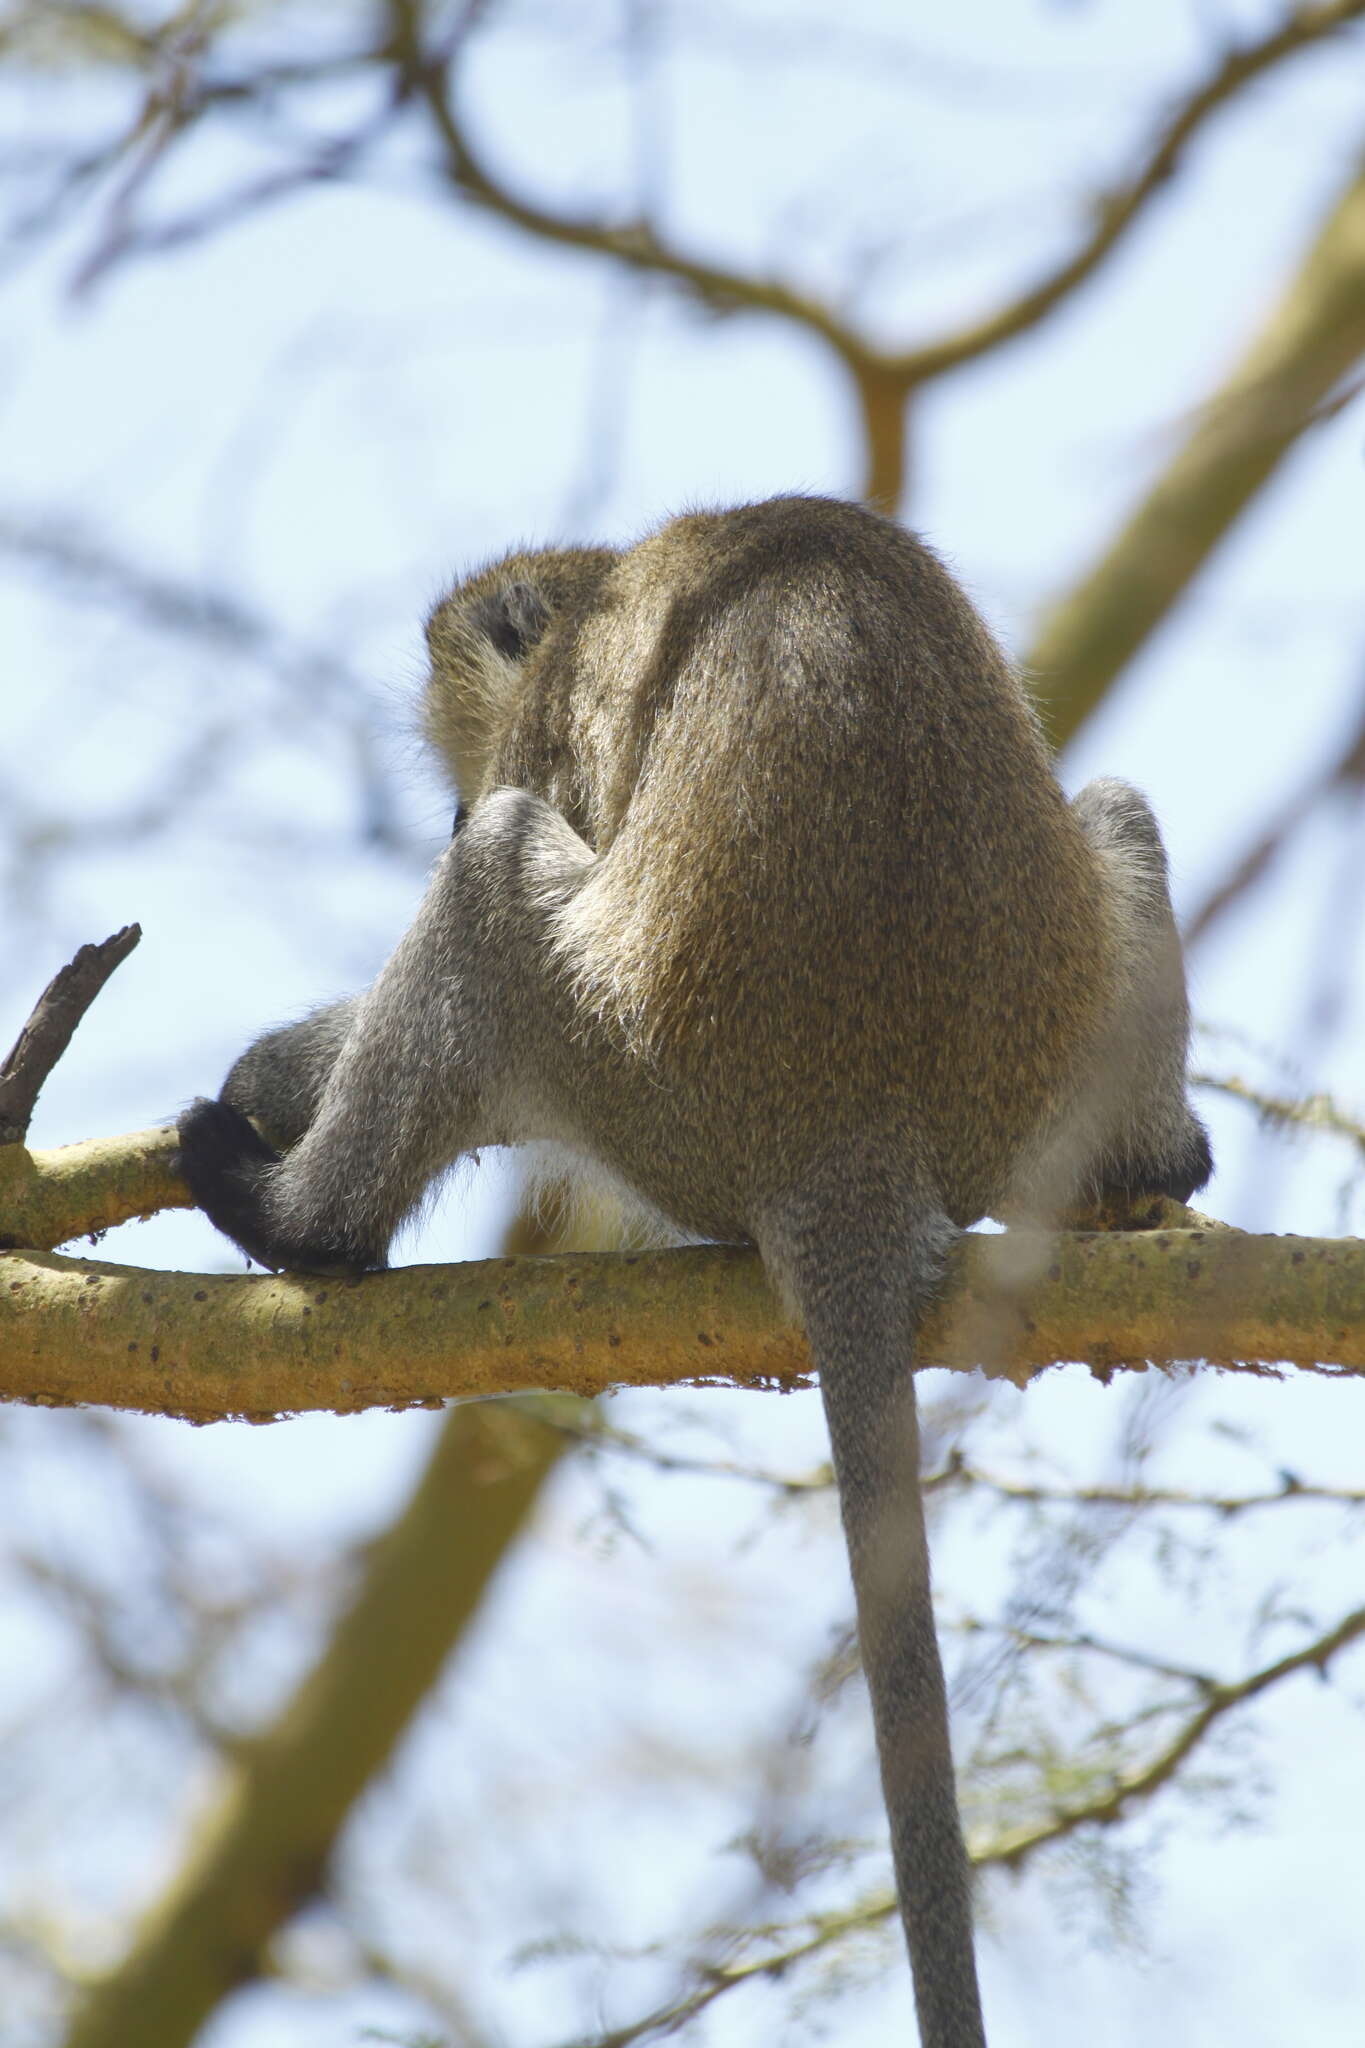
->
[470,579,551,661]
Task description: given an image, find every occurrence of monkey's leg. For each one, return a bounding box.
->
[1067,777,1212,1205]
[177,789,595,1273]
[760,1191,987,2048]
[213,996,361,1151]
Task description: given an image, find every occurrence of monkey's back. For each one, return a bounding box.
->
[506,497,1112,1230]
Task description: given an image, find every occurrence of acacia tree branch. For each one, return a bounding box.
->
[1029,155,1365,744]
[854,360,912,511]
[989,1599,1365,1864]
[884,0,1365,383]
[14,7,1360,542]
[29,943,602,2048]
[0,516,422,873]
[19,0,1358,393]
[0,512,365,691]
[1195,1072,1365,1151]
[562,1598,1365,2048]
[59,1396,569,2048]
[393,0,1365,542]
[393,0,1365,385]
[0,1126,189,1251]
[388,0,872,366]
[71,106,400,289]
[0,1224,1362,1423]
[945,1460,1365,1518]
[562,1414,1365,1517]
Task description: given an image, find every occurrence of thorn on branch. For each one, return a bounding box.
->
[0,926,142,1145]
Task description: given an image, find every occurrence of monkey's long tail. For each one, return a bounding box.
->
[761,1203,987,2048]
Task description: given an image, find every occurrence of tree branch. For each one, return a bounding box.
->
[391,0,1365,398]
[0,927,140,1144]
[1029,155,1365,744]
[0,1225,1361,1424]
[887,0,1365,383]
[389,0,872,367]
[945,1460,1365,1519]
[60,1396,568,2048]
[0,510,368,697]
[988,1598,1365,1866]
[0,1125,189,1251]
[566,1597,1365,2047]
[18,4,1360,524]
[1195,1072,1365,1152]
[388,0,1364,520]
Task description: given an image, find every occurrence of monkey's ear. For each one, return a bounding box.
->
[467,579,552,662]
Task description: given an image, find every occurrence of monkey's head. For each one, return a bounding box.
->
[423,545,620,802]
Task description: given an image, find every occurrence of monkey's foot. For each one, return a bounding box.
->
[1069,1115,1215,1229]
[1115,1116,1214,1210]
[175,1098,379,1277]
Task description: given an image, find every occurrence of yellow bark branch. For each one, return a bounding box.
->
[1,1226,1361,1425]
[0,1126,188,1251]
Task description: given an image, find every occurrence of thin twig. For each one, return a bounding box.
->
[1194,1072,1365,1152]
[945,1454,1365,1518]
[989,1600,1365,1865]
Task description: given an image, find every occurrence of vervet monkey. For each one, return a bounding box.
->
[178,495,1211,2047]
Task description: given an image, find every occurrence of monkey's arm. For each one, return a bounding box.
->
[178,791,596,1274]
[176,995,362,1272]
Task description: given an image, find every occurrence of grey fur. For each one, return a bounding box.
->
[221,997,359,1151]
[177,495,1211,2046]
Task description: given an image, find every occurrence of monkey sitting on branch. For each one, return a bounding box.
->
[178,494,1211,2048]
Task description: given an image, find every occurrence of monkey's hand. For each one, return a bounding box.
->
[175,1098,379,1278]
